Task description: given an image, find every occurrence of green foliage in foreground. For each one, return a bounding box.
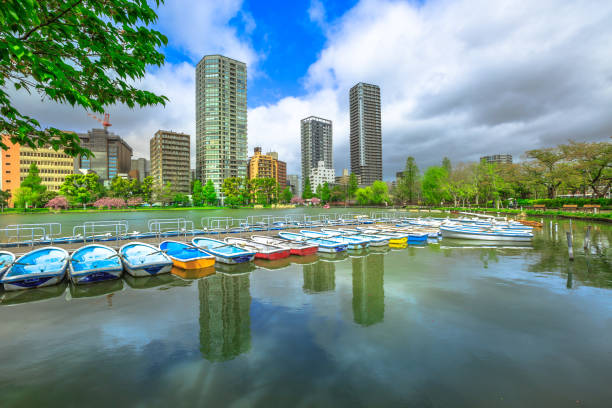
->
[1,0,168,156]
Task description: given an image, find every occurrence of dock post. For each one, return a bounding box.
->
[584,226,591,250]
[566,232,574,261]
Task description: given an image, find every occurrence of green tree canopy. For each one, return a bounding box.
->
[17,162,46,207]
[59,173,104,206]
[302,177,313,199]
[397,157,420,204]
[320,182,331,203]
[192,180,204,206]
[1,0,168,156]
[203,179,217,206]
[280,186,293,203]
[140,176,154,202]
[422,166,449,205]
[348,173,358,201]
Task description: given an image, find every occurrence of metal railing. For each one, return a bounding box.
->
[148,218,194,241]
[73,220,129,243]
[1,224,57,246]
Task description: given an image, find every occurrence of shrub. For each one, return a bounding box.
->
[44,196,69,210]
[93,197,127,209]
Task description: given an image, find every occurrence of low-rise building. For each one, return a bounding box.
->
[247,147,286,187]
[480,154,512,164]
[286,174,300,197]
[1,136,75,203]
[309,160,335,189]
[130,158,150,182]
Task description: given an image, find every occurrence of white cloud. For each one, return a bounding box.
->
[249,0,612,178]
[156,0,259,70]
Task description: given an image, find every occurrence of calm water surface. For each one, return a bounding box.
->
[0,216,611,407]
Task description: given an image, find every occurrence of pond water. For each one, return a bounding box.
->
[0,215,611,407]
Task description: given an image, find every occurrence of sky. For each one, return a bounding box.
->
[8,0,612,180]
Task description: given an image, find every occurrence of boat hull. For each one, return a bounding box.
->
[70,268,123,285]
[124,262,173,277]
[3,272,66,291]
[290,246,319,256]
[441,229,533,242]
[169,257,215,270]
[255,249,291,260]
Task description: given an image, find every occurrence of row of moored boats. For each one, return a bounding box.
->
[0,218,535,292]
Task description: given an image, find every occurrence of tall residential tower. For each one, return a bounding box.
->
[349,83,382,185]
[150,130,191,194]
[196,55,247,191]
[300,116,332,189]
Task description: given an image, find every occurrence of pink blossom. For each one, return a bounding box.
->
[93,197,127,209]
[45,196,69,210]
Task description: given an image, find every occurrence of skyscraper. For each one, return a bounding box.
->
[349,82,382,185]
[77,128,133,184]
[300,116,332,189]
[150,130,191,194]
[195,55,247,191]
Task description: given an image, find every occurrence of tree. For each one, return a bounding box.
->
[19,162,46,207]
[140,176,154,203]
[348,173,358,202]
[315,183,322,199]
[302,177,313,199]
[442,157,452,174]
[109,176,131,199]
[222,177,245,207]
[1,1,168,156]
[330,185,345,203]
[60,173,104,207]
[370,181,389,205]
[0,189,10,211]
[202,179,217,206]
[320,182,331,203]
[397,157,420,204]
[561,141,612,198]
[155,182,174,206]
[280,186,293,203]
[192,180,204,206]
[45,195,69,210]
[525,147,566,198]
[355,187,373,205]
[173,193,189,206]
[422,166,449,206]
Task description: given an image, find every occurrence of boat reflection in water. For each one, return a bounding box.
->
[352,253,385,326]
[123,273,178,290]
[171,266,216,280]
[254,257,291,270]
[1,282,68,306]
[199,272,251,362]
[288,254,318,266]
[68,279,124,299]
[302,260,335,293]
[318,251,349,263]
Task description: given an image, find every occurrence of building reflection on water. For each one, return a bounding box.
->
[352,253,385,326]
[198,273,251,362]
[302,261,336,293]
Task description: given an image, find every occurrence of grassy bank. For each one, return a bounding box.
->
[436,207,612,223]
[0,206,224,215]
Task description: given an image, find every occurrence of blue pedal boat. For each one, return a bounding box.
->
[1,247,68,291]
[0,251,16,279]
[119,242,173,277]
[322,228,389,247]
[69,244,123,285]
[191,237,256,264]
[300,230,369,250]
[278,232,348,253]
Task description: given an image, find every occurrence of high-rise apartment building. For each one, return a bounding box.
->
[150,130,191,194]
[76,128,132,184]
[195,55,247,191]
[1,136,75,203]
[301,116,332,189]
[349,83,382,185]
[480,154,513,164]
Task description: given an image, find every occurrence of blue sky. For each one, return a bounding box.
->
[14,0,612,179]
